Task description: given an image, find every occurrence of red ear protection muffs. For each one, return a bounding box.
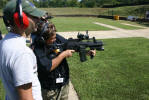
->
[13,0,29,29]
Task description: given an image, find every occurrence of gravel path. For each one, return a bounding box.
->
[68,81,79,100]
[58,22,149,40]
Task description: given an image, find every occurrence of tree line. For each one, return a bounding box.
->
[33,0,149,8]
[0,0,149,8]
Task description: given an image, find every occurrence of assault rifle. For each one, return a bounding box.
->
[48,31,104,62]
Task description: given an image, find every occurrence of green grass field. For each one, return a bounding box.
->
[68,37,149,100]
[0,80,5,100]
[110,5,149,17]
[0,18,7,34]
[94,18,146,30]
[41,8,106,16]
[0,9,2,16]
[1,37,149,100]
[51,17,144,32]
[0,17,145,34]
[41,5,149,17]
[51,17,112,32]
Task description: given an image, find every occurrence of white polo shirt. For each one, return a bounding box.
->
[0,32,42,100]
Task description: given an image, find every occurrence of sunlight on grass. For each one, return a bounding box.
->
[51,17,112,32]
[51,17,145,32]
[0,19,7,34]
[68,37,149,100]
[0,17,148,34]
[94,18,144,30]
[0,80,5,100]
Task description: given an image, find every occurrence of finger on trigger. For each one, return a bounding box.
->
[71,50,75,53]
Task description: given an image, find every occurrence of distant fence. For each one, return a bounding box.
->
[97,15,149,22]
[0,14,149,22]
[54,15,99,17]
[54,15,149,22]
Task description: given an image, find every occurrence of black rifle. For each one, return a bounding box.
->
[48,31,104,62]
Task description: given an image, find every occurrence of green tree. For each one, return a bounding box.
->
[67,0,78,7]
[80,0,96,7]
[30,0,149,8]
[0,0,9,8]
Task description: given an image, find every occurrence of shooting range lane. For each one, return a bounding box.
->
[58,23,149,39]
[94,22,122,30]
[121,23,148,28]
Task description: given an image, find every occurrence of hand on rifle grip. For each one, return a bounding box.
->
[63,50,75,58]
[87,50,96,59]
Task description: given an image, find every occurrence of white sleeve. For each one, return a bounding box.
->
[11,53,34,87]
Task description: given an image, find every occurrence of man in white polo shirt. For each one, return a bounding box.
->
[0,0,46,100]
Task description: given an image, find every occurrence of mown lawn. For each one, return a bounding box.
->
[41,8,106,16]
[0,18,7,34]
[40,5,149,17]
[51,17,112,32]
[51,17,145,32]
[94,18,146,30]
[68,37,149,100]
[1,37,149,100]
[109,5,149,17]
[0,17,147,34]
[0,80,5,100]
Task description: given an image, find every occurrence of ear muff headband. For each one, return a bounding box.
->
[33,21,49,45]
[13,0,29,29]
[41,22,49,36]
[40,22,49,41]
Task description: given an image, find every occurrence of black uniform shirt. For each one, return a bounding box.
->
[34,34,69,90]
